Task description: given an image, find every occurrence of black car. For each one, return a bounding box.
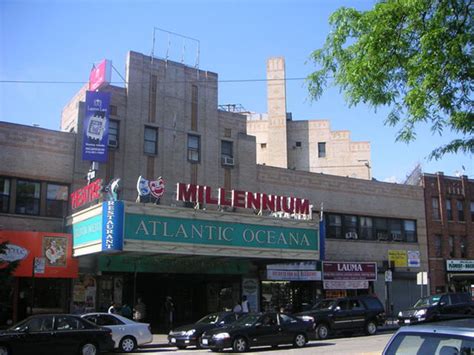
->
[0,314,115,355]
[168,311,240,349]
[397,293,474,326]
[295,295,386,340]
[200,312,313,352]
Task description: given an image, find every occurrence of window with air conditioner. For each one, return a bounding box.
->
[221,140,234,166]
[108,120,119,148]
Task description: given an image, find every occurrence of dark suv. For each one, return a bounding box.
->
[397,293,474,326]
[295,295,386,340]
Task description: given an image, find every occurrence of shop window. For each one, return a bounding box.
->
[15,180,40,215]
[460,236,467,258]
[327,214,342,239]
[359,217,374,240]
[108,119,119,149]
[318,142,326,158]
[343,215,358,239]
[446,200,453,220]
[456,200,465,221]
[0,177,10,213]
[187,134,200,163]
[431,197,440,220]
[375,218,389,241]
[144,126,158,155]
[448,236,455,258]
[46,184,69,217]
[434,235,442,257]
[404,220,417,242]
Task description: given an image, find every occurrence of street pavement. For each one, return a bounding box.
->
[113,324,399,354]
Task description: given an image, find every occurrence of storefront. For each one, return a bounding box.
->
[69,200,320,329]
[446,260,474,297]
[0,231,78,325]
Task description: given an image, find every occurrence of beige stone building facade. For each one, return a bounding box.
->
[1,50,425,327]
[246,57,371,179]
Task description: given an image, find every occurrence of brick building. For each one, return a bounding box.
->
[422,173,474,294]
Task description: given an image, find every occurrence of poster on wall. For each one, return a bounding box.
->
[242,278,259,313]
[408,250,421,267]
[82,91,110,163]
[388,250,408,268]
[72,274,97,313]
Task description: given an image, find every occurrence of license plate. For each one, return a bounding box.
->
[202,339,208,345]
[404,320,410,324]
[171,338,176,343]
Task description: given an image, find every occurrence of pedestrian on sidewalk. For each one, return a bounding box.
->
[133,297,147,322]
[164,296,175,331]
[241,295,250,313]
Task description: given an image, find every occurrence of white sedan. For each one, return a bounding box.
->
[82,312,153,352]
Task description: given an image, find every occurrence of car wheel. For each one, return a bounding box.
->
[293,333,307,348]
[80,342,97,355]
[0,345,9,355]
[365,320,377,335]
[120,336,137,352]
[316,323,329,340]
[196,335,203,349]
[232,336,248,352]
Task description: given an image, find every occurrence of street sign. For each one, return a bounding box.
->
[416,272,428,285]
[385,270,392,282]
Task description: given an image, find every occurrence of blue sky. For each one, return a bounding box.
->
[1,0,472,181]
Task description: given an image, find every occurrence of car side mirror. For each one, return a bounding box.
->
[439,301,446,307]
[334,306,341,312]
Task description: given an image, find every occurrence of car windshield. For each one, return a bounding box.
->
[311,300,336,310]
[413,295,442,308]
[232,314,260,327]
[384,332,474,355]
[197,313,220,324]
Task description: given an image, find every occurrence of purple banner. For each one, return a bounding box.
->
[82,91,110,162]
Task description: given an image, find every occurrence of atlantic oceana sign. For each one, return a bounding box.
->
[125,213,318,251]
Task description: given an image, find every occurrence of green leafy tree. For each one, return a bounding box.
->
[308,0,473,159]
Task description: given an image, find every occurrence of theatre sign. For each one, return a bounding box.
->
[70,200,320,261]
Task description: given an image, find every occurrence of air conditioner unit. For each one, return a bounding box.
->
[392,233,403,241]
[377,232,389,241]
[221,156,234,166]
[108,139,118,148]
[345,232,358,240]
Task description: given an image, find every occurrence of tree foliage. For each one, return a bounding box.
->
[308,0,473,160]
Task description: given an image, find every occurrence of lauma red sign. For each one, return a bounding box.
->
[322,262,377,281]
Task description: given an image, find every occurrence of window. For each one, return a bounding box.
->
[449,236,455,258]
[221,140,233,158]
[389,220,403,241]
[460,237,467,258]
[432,197,440,220]
[224,128,232,138]
[144,126,158,155]
[404,220,417,242]
[295,141,302,148]
[327,214,342,239]
[318,142,326,158]
[375,218,389,241]
[46,184,68,217]
[108,120,119,148]
[343,215,358,237]
[15,180,40,215]
[434,235,442,257]
[457,200,465,221]
[0,177,10,213]
[260,143,267,149]
[446,200,453,220]
[359,217,374,240]
[187,134,200,162]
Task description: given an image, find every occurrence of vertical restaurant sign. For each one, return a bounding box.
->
[89,59,112,91]
[102,200,124,252]
[0,231,78,278]
[82,91,110,162]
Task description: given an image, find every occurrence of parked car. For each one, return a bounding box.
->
[295,295,386,340]
[168,311,240,349]
[383,318,474,355]
[200,312,313,352]
[0,314,115,355]
[397,293,474,326]
[81,312,153,353]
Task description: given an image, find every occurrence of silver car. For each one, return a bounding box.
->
[383,318,474,355]
[82,312,153,353]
